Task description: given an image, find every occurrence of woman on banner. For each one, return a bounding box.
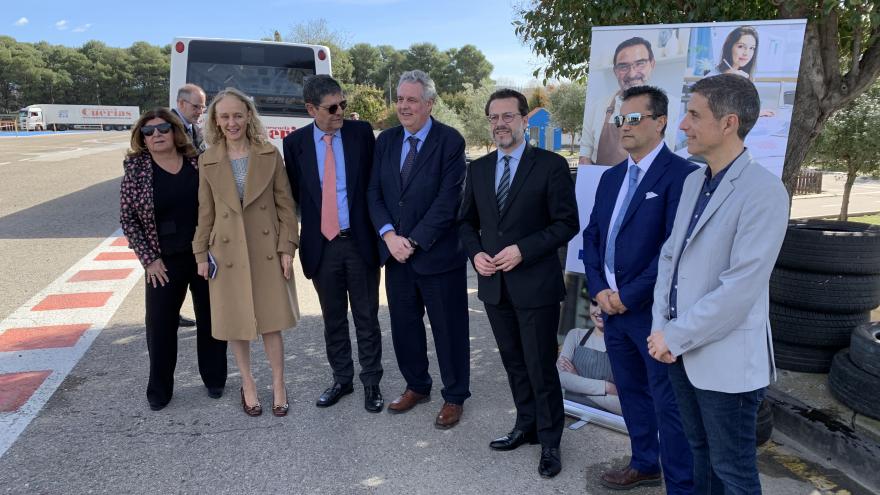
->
[557,298,622,415]
[193,87,300,417]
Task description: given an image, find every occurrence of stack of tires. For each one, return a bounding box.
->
[769,220,880,373]
[829,323,880,419]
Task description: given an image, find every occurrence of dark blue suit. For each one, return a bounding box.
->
[583,144,696,493]
[283,119,382,386]
[367,117,470,403]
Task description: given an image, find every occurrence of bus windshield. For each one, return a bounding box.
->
[184,40,320,118]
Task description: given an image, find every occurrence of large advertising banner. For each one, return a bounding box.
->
[566,19,807,275]
[561,20,806,425]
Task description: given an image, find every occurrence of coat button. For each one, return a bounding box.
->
[222,237,229,243]
[260,205,267,210]
[263,229,269,235]
[222,212,229,218]
[498,231,504,236]
[267,254,274,260]
[225,262,233,267]
[398,201,404,206]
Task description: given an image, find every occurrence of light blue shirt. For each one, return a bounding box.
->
[313,124,350,230]
[379,118,434,236]
[495,139,526,191]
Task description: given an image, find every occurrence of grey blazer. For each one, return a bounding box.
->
[652,150,789,393]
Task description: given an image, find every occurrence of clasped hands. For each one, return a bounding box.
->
[473,245,523,276]
[646,330,676,364]
[384,231,415,263]
[595,288,628,315]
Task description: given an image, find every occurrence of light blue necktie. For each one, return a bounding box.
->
[605,164,640,273]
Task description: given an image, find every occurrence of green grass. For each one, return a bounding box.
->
[848,214,880,225]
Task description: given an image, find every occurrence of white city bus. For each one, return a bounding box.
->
[169,37,332,150]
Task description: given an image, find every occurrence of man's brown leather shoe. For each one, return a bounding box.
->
[434,402,463,429]
[387,389,429,414]
[600,466,662,490]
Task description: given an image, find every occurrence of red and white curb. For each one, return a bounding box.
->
[0,230,142,457]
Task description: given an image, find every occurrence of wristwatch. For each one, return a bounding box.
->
[407,236,419,248]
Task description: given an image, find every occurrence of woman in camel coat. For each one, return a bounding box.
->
[193,87,299,417]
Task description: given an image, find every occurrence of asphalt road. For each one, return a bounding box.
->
[0,132,862,494]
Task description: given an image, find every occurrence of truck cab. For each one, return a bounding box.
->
[19,107,45,131]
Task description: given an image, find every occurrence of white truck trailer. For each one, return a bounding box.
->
[18,104,140,131]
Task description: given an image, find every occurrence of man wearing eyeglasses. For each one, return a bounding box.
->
[173,84,207,154]
[579,37,656,166]
[283,75,384,413]
[459,89,578,478]
[583,86,697,492]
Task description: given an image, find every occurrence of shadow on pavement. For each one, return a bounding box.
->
[0,177,120,239]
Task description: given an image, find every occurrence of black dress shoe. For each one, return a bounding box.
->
[364,385,384,413]
[178,315,196,327]
[316,382,354,407]
[207,386,224,399]
[489,429,539,451]
[539,447,562,478]
[149,401,169,411]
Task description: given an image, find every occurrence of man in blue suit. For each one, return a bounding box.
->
[583,86,696,493]
[367,70,470,429]
[283,75,384,413]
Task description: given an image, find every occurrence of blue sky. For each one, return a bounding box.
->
[4,0,544,85]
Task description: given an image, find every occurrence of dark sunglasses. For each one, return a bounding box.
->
[317,100,348,114]
[141,122,173,136]
[613,112,661,128]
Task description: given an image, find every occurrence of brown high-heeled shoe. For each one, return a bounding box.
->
[272,389,289,417]
[240,387,262,417]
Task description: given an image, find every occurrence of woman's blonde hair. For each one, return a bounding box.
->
[127,107,197,158]
[203,87,268,146]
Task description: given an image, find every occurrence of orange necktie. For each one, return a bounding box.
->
[321,134,341,240]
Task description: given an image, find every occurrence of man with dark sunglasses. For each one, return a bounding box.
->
[579,37,656,166]
[171,83,208,329]
[583,85,697,493]
[283,75,384,413]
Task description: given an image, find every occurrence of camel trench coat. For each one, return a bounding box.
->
[193,140,300,341]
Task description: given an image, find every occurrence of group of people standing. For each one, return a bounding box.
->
[120,64,788,492]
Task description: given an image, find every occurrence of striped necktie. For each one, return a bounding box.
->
[496,155,512,212]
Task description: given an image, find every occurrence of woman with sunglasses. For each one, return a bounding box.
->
[193,87,299,417]
[120,108,228,411]
[557,298,622,415]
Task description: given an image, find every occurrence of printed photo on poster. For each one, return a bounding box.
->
[673,22,806,176]
[578,28,691,166]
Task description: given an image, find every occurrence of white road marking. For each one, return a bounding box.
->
[0,230,142,458]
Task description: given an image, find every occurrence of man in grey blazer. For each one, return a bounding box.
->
[646,74,789,494]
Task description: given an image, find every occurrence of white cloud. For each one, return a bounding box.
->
[14,17,28,26]
[55,20,68,30]
[72,23,92,33]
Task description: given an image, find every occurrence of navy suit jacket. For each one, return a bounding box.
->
[282,119,378,279]
[459,145,579,308]
[583,144,698,323]
[367,117,467,275]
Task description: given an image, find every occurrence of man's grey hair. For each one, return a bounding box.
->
[690,74,759,140]
[177,83,205,102]
[397,70,437,102]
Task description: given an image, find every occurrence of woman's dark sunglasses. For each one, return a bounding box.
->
[141,122,173,136]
